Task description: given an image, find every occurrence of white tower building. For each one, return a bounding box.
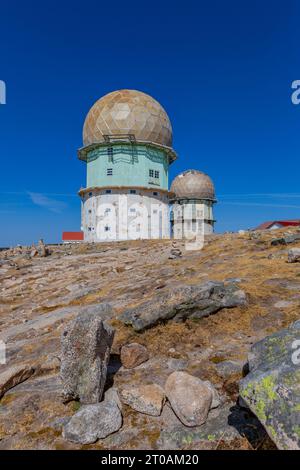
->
[170,170,216,238]
[78,89,177,242]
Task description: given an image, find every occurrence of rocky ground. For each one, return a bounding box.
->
[0,228,300,450]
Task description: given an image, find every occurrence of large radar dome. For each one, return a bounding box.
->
[171,170,215,201]
[83,89,173,148]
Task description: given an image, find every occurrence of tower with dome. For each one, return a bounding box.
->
[75,89,216,242]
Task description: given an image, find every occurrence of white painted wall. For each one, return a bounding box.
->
[81,188,170,242]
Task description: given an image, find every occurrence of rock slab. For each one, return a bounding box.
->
[165,371,213,427]
[240,320,300,450]
[61,304,115,404]
[120,281,246,331]
[0,365,34,399]
[119,384,165,416]
[63,399,122,444]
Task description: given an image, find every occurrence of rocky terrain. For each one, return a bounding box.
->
[0,229,300,450]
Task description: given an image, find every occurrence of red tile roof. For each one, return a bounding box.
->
[255,220,300,230]
[62,231,84,241]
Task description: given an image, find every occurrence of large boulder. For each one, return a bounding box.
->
[165,371,213,427]
[61,304,115,404]
[63,398,122,444]
[119,384,165,416]
[240,320,300,450]
[120,281,246,331]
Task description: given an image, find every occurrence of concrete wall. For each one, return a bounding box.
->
[81,188,170,242]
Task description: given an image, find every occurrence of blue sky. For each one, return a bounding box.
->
[0,0,299,245]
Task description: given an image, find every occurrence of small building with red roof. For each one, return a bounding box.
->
[255,220,300,231]
[62,232,84,243]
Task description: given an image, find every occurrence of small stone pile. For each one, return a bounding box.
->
[168,241,182,259]
[2,239,51,259]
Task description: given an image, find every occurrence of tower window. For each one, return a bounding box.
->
[105,208,111,214]
[129,189,136,194]
[88,209,92,214]
[107,147,113,160]
[130,208,136,213]
[149,169,159,179]
[153,191,158,196]
[104,226,110,232]
[107,168,113,176]
[105,189,112,194]
[89,192,93,196]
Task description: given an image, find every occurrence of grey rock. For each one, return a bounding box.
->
[240,320,300,450]
[216,360,244,379]
[165,371,212,427]
[61,304,115,404]
[168,247,182,259]
[274,300,294,309]
[120,281,246,332]
[225,277,242,283]
[271,234,300,246]
[288,248,300,263]
[62,399,122,444]
[104,387,123,410]
[167,358,188,371]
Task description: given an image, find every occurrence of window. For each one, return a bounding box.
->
[104,226,110,232]
[149,169,159,179]
[129,189,136,194]
[130,208,136,213]
[107,168,113,176]
[105,189,112,194]
[153,209,158,214]
[88,209,92,214]
[153,191,158,196]
[107,147,113,159]
[88,227,92,231]
[104,208,111,214]
[88,192,93,197]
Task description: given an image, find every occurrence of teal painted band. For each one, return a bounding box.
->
[83,142,171,190]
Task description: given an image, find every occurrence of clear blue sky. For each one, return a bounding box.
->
[0,0,299,246]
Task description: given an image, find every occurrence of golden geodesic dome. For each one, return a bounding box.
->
[171,170,215,201]
[83,89,173,147]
